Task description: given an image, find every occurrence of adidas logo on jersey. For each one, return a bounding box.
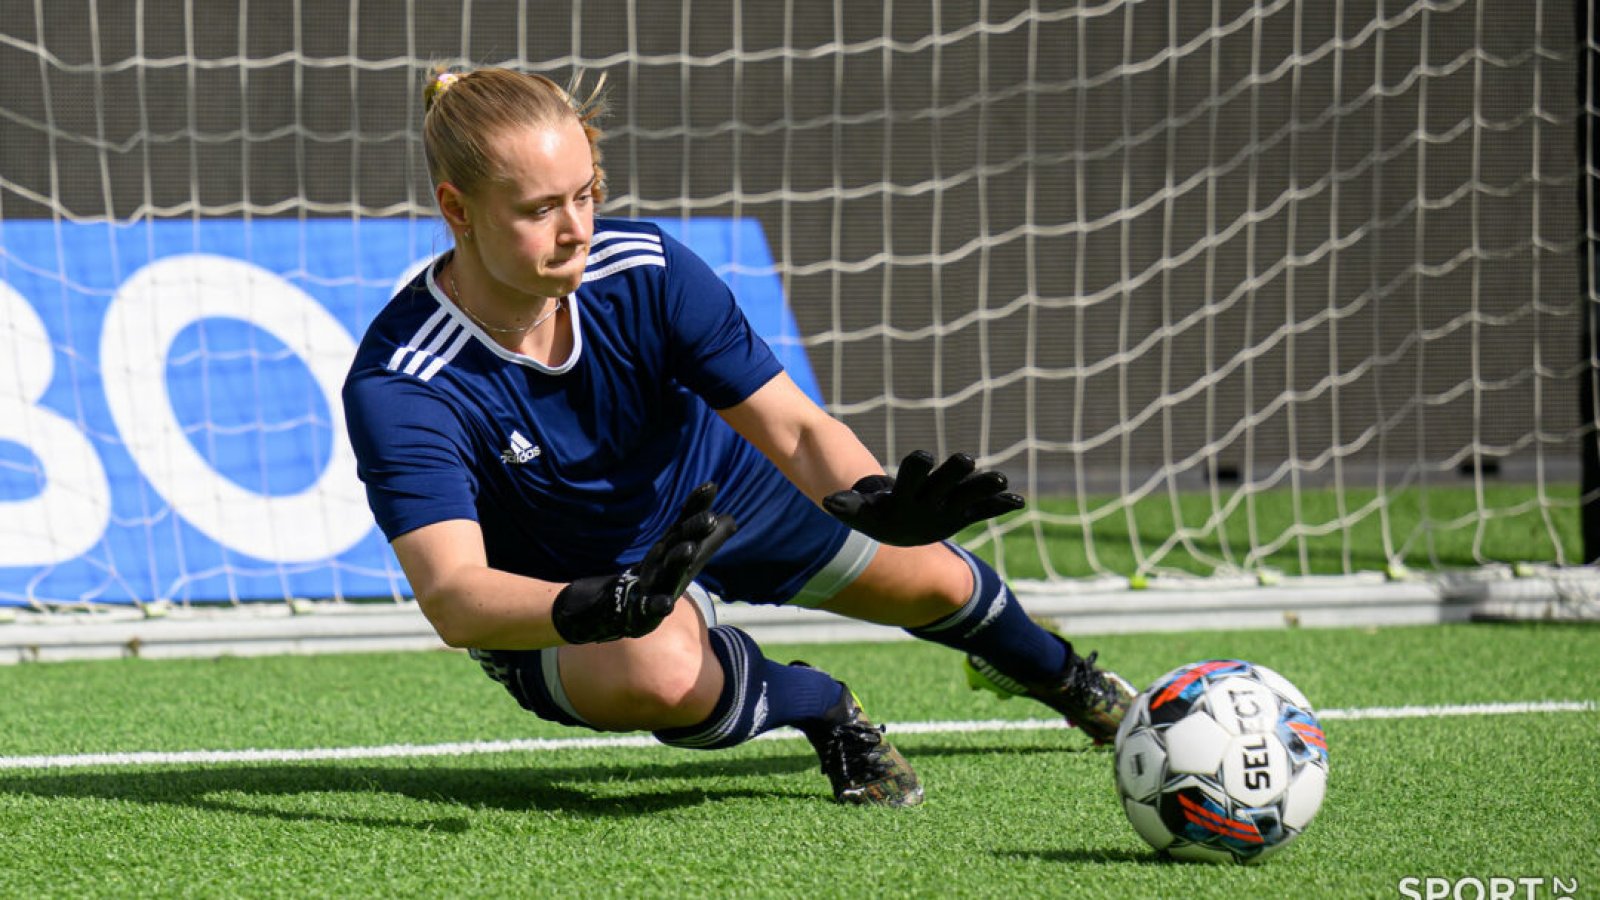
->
[501,430,541,465]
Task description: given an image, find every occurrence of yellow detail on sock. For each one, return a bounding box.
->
[963,657,1019,699]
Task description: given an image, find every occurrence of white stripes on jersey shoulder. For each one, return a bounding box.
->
[581,228,664,283]
[385,305,471,382]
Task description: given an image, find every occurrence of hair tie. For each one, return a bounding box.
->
[424,69,464,110]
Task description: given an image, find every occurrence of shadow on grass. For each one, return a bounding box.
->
[0,736,1087,831]
[994,847,1174,866]
[0,753,806,831]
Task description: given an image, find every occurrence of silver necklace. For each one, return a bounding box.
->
[451,270,564,335]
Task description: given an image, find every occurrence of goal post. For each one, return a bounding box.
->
[1579,0,1600,563]
[0,0,1595,655]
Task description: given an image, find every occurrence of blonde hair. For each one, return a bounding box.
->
[422,66,608,203]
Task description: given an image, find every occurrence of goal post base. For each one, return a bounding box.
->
[0,603,446,664]
[3,567,1594,664]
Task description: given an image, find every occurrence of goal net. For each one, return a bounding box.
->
[1,0,1594,637]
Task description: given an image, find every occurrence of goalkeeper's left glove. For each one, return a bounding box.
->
[551,483,737,644]
[823,450,1024,547]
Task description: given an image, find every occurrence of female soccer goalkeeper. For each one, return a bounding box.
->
[341,66,1134,807]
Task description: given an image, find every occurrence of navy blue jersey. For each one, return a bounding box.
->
[343,219,850,603]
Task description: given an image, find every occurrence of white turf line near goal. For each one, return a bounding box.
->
[1,0,1597,657]
[0,700,1592,772]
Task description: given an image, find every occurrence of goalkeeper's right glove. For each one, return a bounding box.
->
[823,450,1025,547]
[551,482,737,645]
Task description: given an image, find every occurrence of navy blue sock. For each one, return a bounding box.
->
[653,625,845,750]
[905,542,1070,686]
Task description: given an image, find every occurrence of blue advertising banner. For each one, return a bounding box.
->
[0,217,817,605]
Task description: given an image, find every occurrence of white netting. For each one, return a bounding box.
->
[0,0,1589,618]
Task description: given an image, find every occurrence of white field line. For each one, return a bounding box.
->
[0,699,1591,772]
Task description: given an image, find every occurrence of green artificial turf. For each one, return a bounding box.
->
[971,483,1582,581]
[0,623,1595,897]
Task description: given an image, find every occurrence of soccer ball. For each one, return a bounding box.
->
[1113,660,1329,864]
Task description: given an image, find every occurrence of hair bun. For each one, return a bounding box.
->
[423,69,464,112]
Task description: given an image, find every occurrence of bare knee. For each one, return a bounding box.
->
[614,635,719,724]
[819,543,974,627]
[559,605,724,731]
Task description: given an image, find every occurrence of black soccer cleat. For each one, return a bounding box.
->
[966,648,1136,746]
[795,666,924,807]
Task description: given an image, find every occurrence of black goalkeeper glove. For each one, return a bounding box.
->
[823,450,1025,547]
[551,482,738,645]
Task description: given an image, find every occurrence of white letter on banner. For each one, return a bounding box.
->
[101,254,372,562]
[0,281,113,565]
